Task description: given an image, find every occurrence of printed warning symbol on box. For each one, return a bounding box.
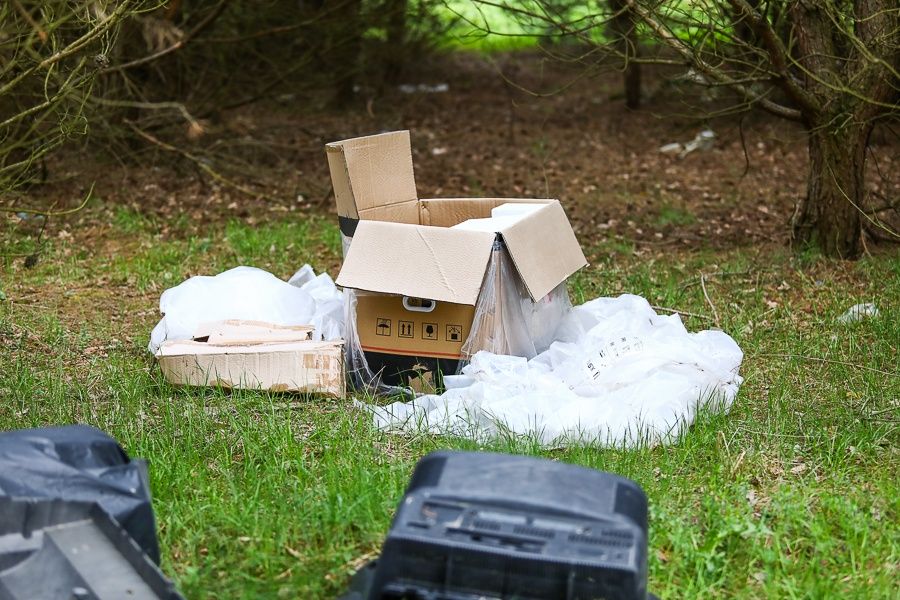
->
[376,318,391,337]
[398,320,414,338]
[446,324,462,342]
[422,322,438,341]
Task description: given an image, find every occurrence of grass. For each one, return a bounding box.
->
[1,210,898,599]
[438,1,728,53]
[441,1,544,52]
[656,204,697,227]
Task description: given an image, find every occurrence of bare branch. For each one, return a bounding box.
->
[101,0,231,74]
[198,0,357,45]
[1,184,93,216]
[700,273,721,328]
[125,122,267,201]
[0,1,134,98]
[10,0,48,43]
[825,160,900,240]
[726,0,821,115]
[625,0,803,121]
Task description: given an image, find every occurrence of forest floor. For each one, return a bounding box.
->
[2,52,899,598]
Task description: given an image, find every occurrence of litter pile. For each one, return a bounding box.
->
[328,131,585,393]
[145,129,745,447]
[365,295,743,447]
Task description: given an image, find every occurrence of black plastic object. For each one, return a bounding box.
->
[0,425,160,564]
[343,450,651,600]
[0,496,183,600]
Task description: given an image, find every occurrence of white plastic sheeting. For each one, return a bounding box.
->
[365,294,744,448]
[148,266,343,353]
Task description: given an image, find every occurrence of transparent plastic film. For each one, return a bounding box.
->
[462,241,571,360]
[343,289,414,398]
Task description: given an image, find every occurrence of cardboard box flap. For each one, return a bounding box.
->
[419,198,553,228]
[336,220,497,305]
[325,131,418,219]
[499,201,588,300]
[192,320,313,345]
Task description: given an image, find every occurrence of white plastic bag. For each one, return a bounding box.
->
[148,265,343,353]
[288,265,345,341]
[365,294,744,448]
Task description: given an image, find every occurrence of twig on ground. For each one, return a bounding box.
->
[0,184,94,216]
[861,229,873,257]
[6,321,53,353]
[737,115,751,180]
[679,268,758,290]
[866,406,899,418]
[651,305,714,322]
[729,449,747,478]
[750,353,896,377]
[700,273,721,327]
[126,122,268,200]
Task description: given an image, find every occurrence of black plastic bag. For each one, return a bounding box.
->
[0,496,184,600]
[0,425,160,564]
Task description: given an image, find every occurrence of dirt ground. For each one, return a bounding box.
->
[7,50,900,263]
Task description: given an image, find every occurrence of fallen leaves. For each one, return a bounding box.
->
[789,463,808,475]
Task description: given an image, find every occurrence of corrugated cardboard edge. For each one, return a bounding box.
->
[419,198,553,228]
[499,201,588,300]
[192,320,313,345]
[336,220,498,305]
[325,130,417,218]
[326,144,359,220]
[156,340,344,397]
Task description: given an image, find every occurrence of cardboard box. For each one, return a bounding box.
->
[327,130,586,388]
[155,320,344,396]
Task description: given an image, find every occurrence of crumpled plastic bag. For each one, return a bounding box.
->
[836,302,879,323]
[364,294,744,448]
[286,264,344,341]
[148,265,343,353]
[0,424,161,564]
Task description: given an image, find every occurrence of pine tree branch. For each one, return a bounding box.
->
[624,0,803,121]
[726,0,821,116]
[0,1,133,98]
[101,0,230,74]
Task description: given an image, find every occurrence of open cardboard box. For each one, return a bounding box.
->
[156,320,344,396]
[326,131,587,389]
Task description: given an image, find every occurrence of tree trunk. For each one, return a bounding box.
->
[384,0,408,84]
[791,127,868,258]
[610,0,641,109]
[324,0,362,107]
[622,47,641,109]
